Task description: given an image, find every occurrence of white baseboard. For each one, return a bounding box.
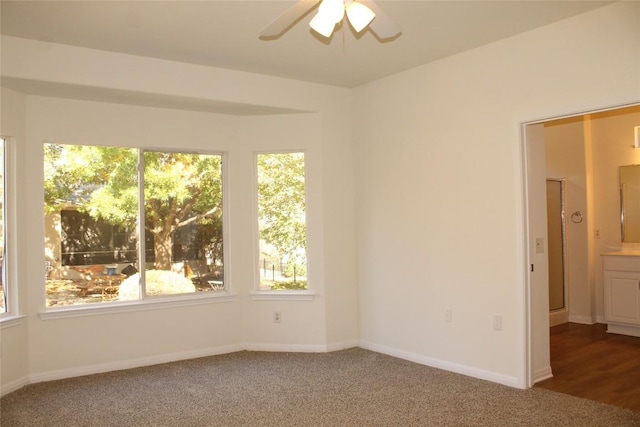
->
[568,314,596,325]
[359,340,521,389]
[29,343,244,385]
[243,342,327,352]
[19,341,357,391]
[244,340,358,353]
[13,339,520,395]
[326,340,359,352]
[0,376,29,397]
[606,323,640,337]
[549,309,569,327]
[533,366,553,383]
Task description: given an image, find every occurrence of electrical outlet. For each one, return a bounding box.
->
[273,311,282,323]
[493,314,502,331]
[445,309,453,323]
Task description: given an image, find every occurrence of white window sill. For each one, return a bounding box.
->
[250,291,315,301]
[0,314,27,329]
[39,292,237,320]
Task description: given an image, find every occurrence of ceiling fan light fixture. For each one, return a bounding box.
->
[319,0,345,24]
[261,0,400,40]
[346,2,375,32]
[310,11,337,37]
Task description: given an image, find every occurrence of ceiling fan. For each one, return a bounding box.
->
[260,0,401,40]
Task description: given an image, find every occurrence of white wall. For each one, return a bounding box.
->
[2,0,639,394]
[353,1,640,387]
[0,35,358,390]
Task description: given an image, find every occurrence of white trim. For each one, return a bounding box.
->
[220,151,231,295]
[606,323,640,337]
[243,341,357,353]
[0,314,27,329]
[568,314,597,325]
[532,366,553,384]
[0,376,29,397]
[39,292,237,320]
[5,342,359,395]
[549,308,569,327]
[326,340,359,352]
[523,102,640,126]
[2,136,19,318]
[519,121,534,389]
[243,342,326,352]
[250,291,315,301]
[359,340,522,389]
[29,343,244,384]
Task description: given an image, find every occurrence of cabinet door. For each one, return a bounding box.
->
[605,276,640,325]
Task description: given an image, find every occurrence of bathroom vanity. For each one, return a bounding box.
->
[602,251,640,337]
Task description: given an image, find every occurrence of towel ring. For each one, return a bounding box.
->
[570,211,583,224]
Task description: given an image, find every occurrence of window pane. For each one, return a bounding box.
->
[0,138,5,313]
[44,144,139,307]
[140,151,224,298]
[257,152,307,290]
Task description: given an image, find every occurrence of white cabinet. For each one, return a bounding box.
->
[603,253,640,337]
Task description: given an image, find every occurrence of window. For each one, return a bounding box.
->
[256,152,307,291]
[0,138,6,313]
[44,143,224,307]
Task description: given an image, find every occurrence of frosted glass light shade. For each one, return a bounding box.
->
[346,2,375,32]
[319,0,345,24]
[310,12,337,37]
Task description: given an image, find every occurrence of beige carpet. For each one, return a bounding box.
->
[2,348,639,426]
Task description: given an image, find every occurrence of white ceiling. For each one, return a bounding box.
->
[1,0,614,88]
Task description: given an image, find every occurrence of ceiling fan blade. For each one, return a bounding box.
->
[260,0,320,38]
[359,0,401,39]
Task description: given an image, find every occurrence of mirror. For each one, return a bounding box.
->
[620,164,640,242]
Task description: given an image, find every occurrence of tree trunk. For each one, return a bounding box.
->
[153,229,173,270]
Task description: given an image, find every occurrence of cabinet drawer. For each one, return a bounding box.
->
[603,256,640,272]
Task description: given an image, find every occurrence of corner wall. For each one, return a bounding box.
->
[353,1,640,387]
[0,36,358,390]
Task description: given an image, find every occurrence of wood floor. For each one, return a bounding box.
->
[536,322,640,412]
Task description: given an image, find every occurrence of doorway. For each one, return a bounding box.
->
[524,102,640,387]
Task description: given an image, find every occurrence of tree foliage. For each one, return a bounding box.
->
[257,152,306,263]
[43,144,307,273]
[44,144,223,270]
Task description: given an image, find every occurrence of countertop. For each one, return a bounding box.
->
[601,250,640,257]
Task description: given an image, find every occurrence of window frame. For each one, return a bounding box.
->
[42,143,233,315]
[0,136,20,323]
[252,150,313,300]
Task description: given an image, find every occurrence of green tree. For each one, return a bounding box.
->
[257,152,306,265]
[44,144,223,270]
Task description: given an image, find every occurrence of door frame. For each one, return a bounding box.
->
[521,102,640,388]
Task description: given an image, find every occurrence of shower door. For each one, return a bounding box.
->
[546,180,566,312]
